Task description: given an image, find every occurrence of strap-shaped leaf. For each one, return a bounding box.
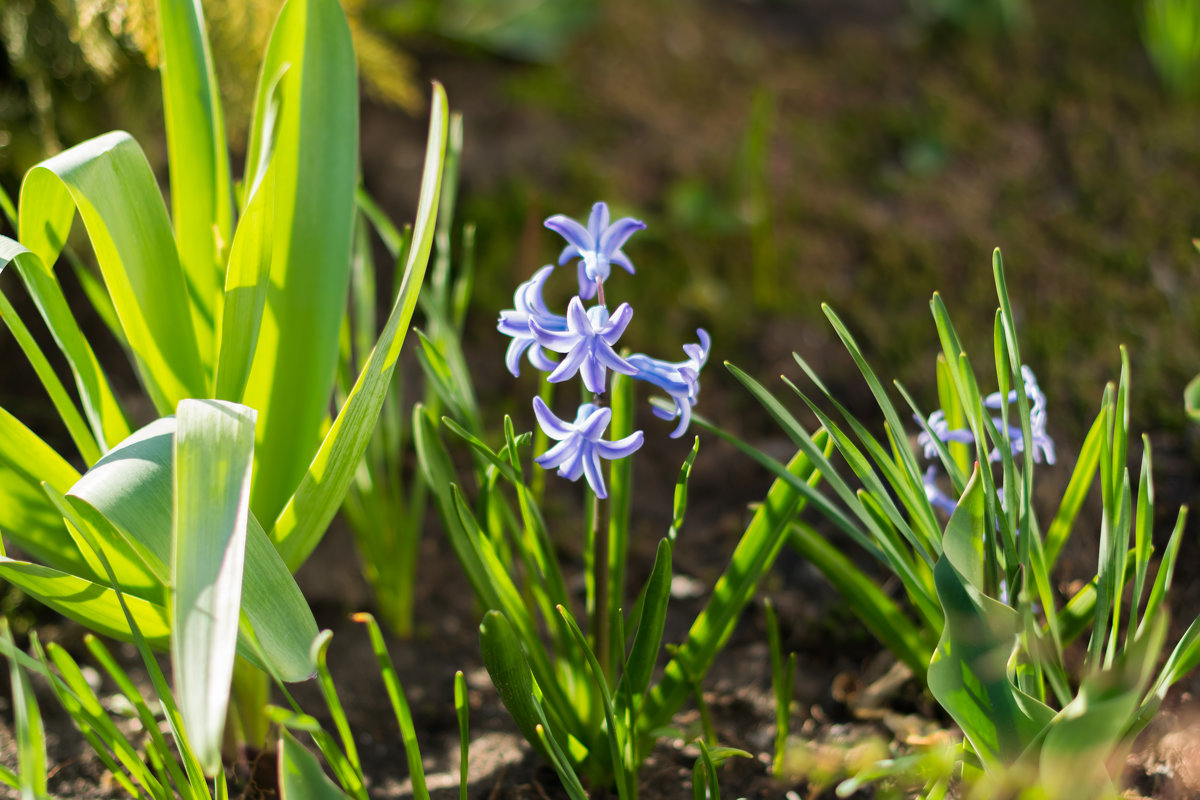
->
[928,466,1054,765]
[1,619,47,798]
[0,556,170,647]
[239,0,360,525]
[0,406,91,579]
[18,132,207,413]
[67,415,318,682]
[172,399,256,774]
[269,81,448,569]
[158,0,232,364]
[279,730,354,800]
[0,236,129,455]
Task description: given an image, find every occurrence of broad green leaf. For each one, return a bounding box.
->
[0,237,128,456]
[928,467,1054,766]
[18,132,208,413]
[213,67,284,401]
[619,538,673,705]
[0,407,91,579]
[279,730,353,800]
[269,81,448,570]
[1,620,47,800]
[1185,373,1200,425]
[67,415,317,682]
[0,556,170,647]
[172,399,257,775]
[640,439,827,732]
[479,610,550,761]
[158,0,232,364]
[240,0,360,525]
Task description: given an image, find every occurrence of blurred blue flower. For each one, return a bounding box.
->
[497,265,565,377]
[532,397,644,499]
[916,366,1055,465]
[545,202,646,300]
[532,297,636,394]
[921,465,960,516]
[627,329,711,438]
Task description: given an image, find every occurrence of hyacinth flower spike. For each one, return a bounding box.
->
[497,265,566,376]
[545,201,647,300]
[532,296,637,394]
[982,365,1056,465]
[532,397,644,499]
[626,329,711,438]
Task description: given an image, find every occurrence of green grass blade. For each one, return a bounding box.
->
[239,0,361,525]
[0,238,128,456]
[310,632,364,790]
[268,81,447,569]
[157,0,232,366]
[1,620,47,800]
[279,730,354,800]
[18,132,208,413]
[557,605,633,800]
[479,610,553,762]
[1044,409,1105,570]
[172,399,257,774]
[455,671,469,800]
[352,613,429,800]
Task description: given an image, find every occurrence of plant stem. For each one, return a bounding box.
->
[593,491,611,683]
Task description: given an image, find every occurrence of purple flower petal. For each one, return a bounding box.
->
[544,215,592,253]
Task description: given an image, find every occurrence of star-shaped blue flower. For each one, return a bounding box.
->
[544,202,646,300]
[497,265,566,377]
[626,329,711,438]
[532,397,644,499]
[531,297,636,394]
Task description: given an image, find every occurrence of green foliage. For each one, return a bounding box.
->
[0,0,447,765]
[730,248,1200,792]
[1143,0,1200,98]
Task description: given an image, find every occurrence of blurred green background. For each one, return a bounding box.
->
[3,0,1200,475]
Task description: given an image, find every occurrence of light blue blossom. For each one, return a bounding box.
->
[626,329,711,438]
[497,265,565,377]
[916,366,1054,466]
[544,202,646,300]
[532,397,644,499]
[531,296,636,394]
[921,465,960,516]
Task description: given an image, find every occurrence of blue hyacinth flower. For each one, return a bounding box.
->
[544,202,646,300]
[532,397,644,499]
[497,265,566,377]
[531,296,637,394]
[626,329,711,438]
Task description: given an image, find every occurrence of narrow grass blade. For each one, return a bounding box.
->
[158,0,232,363]
[640,439,827,732]
[2,620,47,800]
[309,631,366,798]
[1044,410,1105,570]
[18,132,208,412]
[279,730,354,800]
[0,237,128,455]
[352,613,429,799]
[268,82,448,569]
[619,537,673,707]
[558,605,633,800]
[171,399,256,774]
[239,0,360,524]
[455,670,469,800]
